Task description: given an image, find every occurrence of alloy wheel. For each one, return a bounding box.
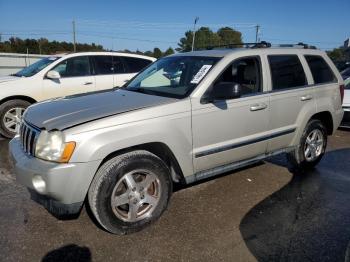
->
[110,169,161,222]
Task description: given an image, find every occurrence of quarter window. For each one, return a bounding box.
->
[215,56,262,96]
[305,55,336,84]
[52,56,91,77]
[123,57,153,73]
[268,55,307,90]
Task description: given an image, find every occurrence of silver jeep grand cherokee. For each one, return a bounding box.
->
[10,43,344,234]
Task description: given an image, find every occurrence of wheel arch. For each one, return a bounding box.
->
[310,111,333,135]
[0,95,37,105]
[97,142,186,185]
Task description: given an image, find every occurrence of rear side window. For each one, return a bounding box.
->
[93,56,114,75]
[268,55,307,90]
[123,57,152,73]
[112,56,125,74]
[305,55,336,84]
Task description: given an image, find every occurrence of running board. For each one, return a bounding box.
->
[185,147,295,184]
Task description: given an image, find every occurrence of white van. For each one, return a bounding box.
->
[0,52,156,137]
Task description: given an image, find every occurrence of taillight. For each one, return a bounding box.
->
[340,84,345,104]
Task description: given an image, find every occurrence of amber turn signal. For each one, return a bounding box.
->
[60,142,76,163]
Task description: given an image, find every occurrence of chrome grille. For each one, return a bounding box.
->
[20,121,40,156]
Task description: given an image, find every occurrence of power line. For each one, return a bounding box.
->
[78,32,177,44]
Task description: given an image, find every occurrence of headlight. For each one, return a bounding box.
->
[35,130,76,163]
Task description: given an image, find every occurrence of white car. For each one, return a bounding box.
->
[0,52,155,138]
[340,77,350,127]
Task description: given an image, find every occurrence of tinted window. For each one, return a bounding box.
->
[112,56,125,74]
[52,56,91,77]
[123,57,152,73]
[93,56,114,75]
[215,56,262,96]
[305,55,336,84]
[268,55,307,90]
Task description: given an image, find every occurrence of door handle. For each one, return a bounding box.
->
[250,103,268,111]
[301,95,313,101]
[84,82,93,85]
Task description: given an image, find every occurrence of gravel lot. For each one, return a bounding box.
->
[1,130,350,262]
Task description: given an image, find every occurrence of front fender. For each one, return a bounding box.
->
[66,108,193,177]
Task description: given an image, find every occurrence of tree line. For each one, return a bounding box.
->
[0,37,104,54]
[0,26,242,58]
[0,27,348,65]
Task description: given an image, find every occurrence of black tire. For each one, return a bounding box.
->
[287,119,327,173]
[0,99,31,138]
[88,150,172,235]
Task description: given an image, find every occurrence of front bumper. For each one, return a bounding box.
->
[9,138,101,216]
[340,107,350,127]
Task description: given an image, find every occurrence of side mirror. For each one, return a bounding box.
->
[201,82,241,103]
[46,70,61,80]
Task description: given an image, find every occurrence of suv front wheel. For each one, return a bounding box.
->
[88,150,172,234]
[288,119,327,172]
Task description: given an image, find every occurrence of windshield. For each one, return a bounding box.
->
[124,56,220,98]
[13,56,60,77]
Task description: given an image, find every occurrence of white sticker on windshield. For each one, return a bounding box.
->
[190,65,212,84]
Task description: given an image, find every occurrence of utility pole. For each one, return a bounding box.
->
[191,17,199,51]
[255,24,260,43]
[72,20,77,52]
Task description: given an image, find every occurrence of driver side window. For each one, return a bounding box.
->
[215,56,262,96]
[52,56,91,78]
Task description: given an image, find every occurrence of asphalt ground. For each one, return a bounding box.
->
[0,129,350,262]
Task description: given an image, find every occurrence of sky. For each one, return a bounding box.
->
[0,0,349,52]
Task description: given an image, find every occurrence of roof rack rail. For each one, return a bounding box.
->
[205,41,317,50]
[277,42,317,49]
[206,41,271,50]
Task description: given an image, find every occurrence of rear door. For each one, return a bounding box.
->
[266,54,316,152]
[43,55,95,98]
[114,57,153,87]
[91,55,115,91]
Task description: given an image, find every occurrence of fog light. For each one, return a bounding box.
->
[32,175,46,194]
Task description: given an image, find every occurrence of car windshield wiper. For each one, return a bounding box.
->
[10,73,22,77]
[125,87,150,94]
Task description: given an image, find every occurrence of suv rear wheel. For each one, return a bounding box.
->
[88,150,172,234]
[288,119,327,172]
[0,99,31,138]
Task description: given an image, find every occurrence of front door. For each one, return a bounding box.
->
[192,56,270,173]
[43,56,95,98]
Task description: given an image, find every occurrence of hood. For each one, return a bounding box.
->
[0,75,21,83]
[24,89,175,130]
